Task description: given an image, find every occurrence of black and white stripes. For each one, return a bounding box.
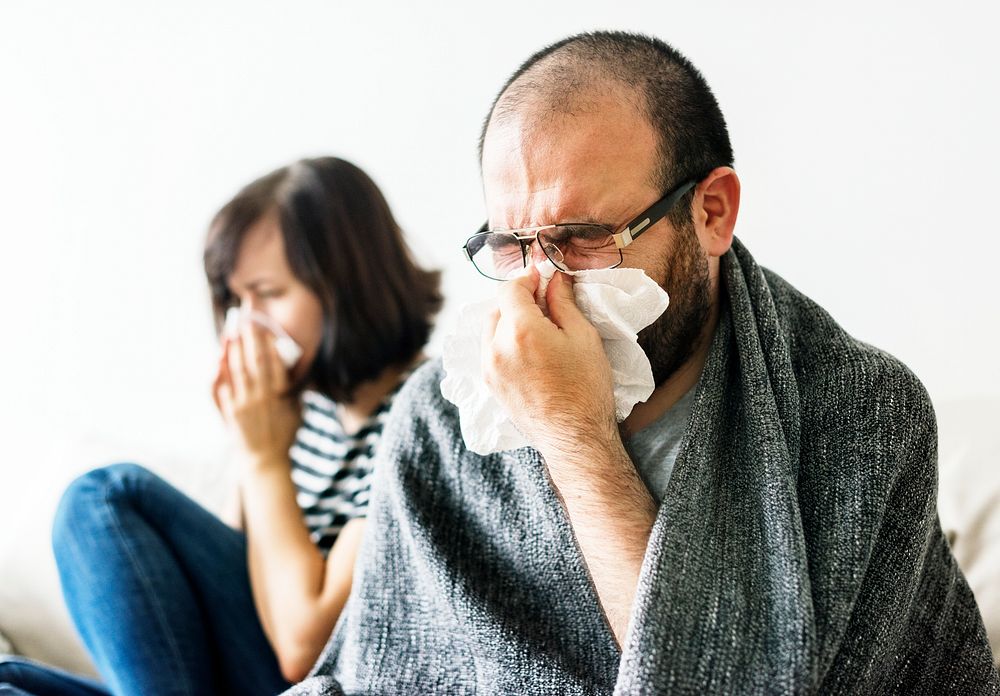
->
[290,389,396,555]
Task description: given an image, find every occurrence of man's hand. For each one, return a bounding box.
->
[482,264,657,644]
[482,265,617,461]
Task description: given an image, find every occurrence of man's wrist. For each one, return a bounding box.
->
[542,436,652,506]
[543,435,657,569]
[531,406,616,455]
[536,418,623,473]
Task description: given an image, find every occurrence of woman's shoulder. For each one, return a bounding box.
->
[302,389,338,417]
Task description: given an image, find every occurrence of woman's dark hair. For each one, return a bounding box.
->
[203,156,442,403]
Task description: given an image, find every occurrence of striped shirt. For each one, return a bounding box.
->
[289,381,405,555]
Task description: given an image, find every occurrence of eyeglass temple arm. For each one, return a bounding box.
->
[612,180,698,249]
[462,221,490,261]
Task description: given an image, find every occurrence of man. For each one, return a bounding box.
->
[289,32,999,694]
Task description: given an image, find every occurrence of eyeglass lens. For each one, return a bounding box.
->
[467,225,621,280]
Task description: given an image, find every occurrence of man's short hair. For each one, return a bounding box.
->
[479,31,735,228]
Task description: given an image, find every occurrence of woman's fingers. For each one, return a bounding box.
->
[217,323,301,460]
[240,317,269,387]
[228,332,249,402]
[216,381,235,422]
[212,371,223,414]
[213,337,234,415]
[227,319,291,403]
[263,332,289,393]
[252,323,273,392]
[220,337,233,381]
[212,344,225,413]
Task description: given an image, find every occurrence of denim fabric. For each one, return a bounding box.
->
[51,463,291,696]
[0,656,107,696]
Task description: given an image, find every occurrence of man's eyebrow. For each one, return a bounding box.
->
[553,199,641,228]
[506,210,611,228]
[549,210,625,228]
[564,215,609,225]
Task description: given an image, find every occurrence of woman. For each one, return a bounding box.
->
[0,157,441,696]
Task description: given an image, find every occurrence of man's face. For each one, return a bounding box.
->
[481,94,712,386]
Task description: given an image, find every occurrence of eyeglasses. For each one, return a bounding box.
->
[463,179,697,281]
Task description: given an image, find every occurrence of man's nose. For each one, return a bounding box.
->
[526,237,563,267]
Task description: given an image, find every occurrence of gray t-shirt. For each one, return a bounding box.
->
[624,386,696,502]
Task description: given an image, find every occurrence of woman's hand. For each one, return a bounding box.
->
[213,319,302,468]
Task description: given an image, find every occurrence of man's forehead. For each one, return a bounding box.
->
[484,186,610,229]
[481,106,658,227]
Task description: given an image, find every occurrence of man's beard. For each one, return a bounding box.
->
[637,224,713,386]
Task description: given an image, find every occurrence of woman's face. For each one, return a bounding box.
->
[226,210,324,381]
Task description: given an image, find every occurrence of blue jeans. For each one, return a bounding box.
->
[0,656,107,696]
[44,462,292,696]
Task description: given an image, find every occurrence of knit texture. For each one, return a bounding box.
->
[286,239,999,695]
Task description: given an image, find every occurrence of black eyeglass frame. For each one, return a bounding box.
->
[463,178,698,279]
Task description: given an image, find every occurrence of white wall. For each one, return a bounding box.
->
[1,1,998,545]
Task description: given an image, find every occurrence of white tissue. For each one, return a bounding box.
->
[440,262,669,455]
[224,307,303,369]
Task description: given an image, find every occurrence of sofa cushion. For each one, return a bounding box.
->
[0,425,231,676]
[937,397,1000,665]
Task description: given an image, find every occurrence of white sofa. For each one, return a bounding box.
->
[937,397,1000,663]
[0,399,997,677]
[0,427,233,677]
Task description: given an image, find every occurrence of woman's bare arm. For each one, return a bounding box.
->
[216,322,369,682]
[240,462,366,683]
[220,486,244,531]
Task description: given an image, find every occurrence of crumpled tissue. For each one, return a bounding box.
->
[440,261,669,455]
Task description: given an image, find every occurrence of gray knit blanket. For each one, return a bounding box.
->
[285,239,999,695]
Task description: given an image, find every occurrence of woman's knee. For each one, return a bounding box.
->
[0,656,101,695]
[0,655,34,687]
[0,654,19,679]
[51,463,156,552]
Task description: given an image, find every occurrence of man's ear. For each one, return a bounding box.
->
[692,167,740,258]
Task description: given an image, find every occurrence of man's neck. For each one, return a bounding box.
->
[621,298,719,438]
